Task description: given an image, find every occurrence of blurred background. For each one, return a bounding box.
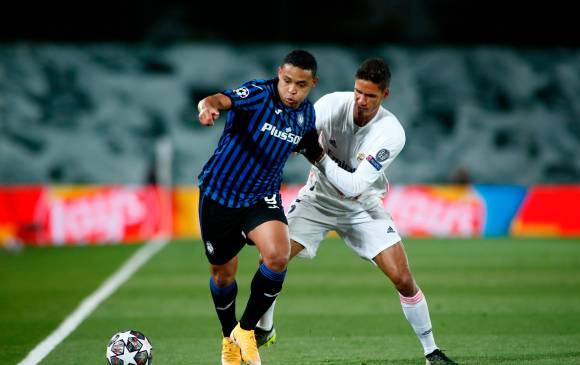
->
[1,0,579,244]
[2,0,580,185]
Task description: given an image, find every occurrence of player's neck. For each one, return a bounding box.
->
[353,113,375,127]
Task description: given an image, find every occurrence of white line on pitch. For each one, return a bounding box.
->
[16,236,170,365]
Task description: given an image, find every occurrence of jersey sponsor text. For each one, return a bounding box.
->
[261,122,302,144]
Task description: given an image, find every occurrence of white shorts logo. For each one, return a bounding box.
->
[234,87,250,98]
[205,241,215,255]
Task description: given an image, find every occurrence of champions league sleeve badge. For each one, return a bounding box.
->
[376,149,390,162]
[234,87,250,98]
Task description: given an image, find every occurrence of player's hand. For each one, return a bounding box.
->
[301,142,324,164]
[198,107,220,126]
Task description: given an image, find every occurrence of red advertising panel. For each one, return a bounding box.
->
[384,185,486,237]
[0,186,170,246]
[511,185,580,237]
[0,186,46,244]
[3,184,579,244]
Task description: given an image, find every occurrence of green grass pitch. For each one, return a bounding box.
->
[1,238,579,364]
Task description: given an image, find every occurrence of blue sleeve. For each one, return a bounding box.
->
[222,80,268,111]
[305,102,317,133]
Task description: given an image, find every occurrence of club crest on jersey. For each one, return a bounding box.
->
[261,122,302,144]
[234,87,250,98]
[297,113,304,126]
[357,152,366,161]
[376,149,390,162]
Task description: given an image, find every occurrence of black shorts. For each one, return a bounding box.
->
[198,192,288,265]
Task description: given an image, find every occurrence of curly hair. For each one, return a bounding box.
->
[355,58,391,90]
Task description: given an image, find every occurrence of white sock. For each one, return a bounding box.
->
[257,299,276,330]
[400,289,438,355]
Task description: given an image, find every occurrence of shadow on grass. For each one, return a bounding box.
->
[315,350,580,365]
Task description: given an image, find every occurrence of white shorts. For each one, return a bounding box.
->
[287,194,402,262]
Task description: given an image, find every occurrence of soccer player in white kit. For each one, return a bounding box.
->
[256,58,457,365]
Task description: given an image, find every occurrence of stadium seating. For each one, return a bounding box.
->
[1,44,579,184]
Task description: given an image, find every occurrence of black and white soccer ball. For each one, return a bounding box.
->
[106,330,153,365]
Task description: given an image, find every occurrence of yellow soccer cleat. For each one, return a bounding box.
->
[230,323,261,365]
[221,337,242,365]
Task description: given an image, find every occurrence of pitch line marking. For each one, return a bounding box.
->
[16,236,170,365]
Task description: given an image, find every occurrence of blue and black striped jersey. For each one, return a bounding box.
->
[198,78,316,208]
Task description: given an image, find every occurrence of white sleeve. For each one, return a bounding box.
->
[316,154,381,197]
[316,126,405,198]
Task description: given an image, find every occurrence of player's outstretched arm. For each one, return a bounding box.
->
[197,93,232,126]
[315,154,381,198]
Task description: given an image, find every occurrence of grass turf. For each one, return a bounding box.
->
[1,238,579,364]
[0,243,141,363]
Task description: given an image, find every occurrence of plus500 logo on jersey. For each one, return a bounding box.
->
[261,123,302,144]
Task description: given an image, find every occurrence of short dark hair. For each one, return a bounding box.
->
[355,58,391,90]
[282,49,317,77]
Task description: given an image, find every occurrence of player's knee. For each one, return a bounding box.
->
[210,267,236,288]
[261,253,289,272]
[393,271,416,296]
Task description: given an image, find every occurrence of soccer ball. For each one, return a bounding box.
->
[106,330,153,365]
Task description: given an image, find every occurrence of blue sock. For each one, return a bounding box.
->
[209,277,238,336]
[240,264,286,330]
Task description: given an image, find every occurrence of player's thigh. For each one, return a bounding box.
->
[338,212,402,262]
[198,193,246,265]
[287,198,334,259]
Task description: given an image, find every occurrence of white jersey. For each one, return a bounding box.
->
[300,91,405,212]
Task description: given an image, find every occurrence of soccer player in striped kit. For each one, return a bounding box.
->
[197,50,320,365]
[256,58,457,365]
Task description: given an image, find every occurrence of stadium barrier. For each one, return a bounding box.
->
[0,186,170,246]
[0,185,578,246]
[383,185,527,237]
[510,185,580,236]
